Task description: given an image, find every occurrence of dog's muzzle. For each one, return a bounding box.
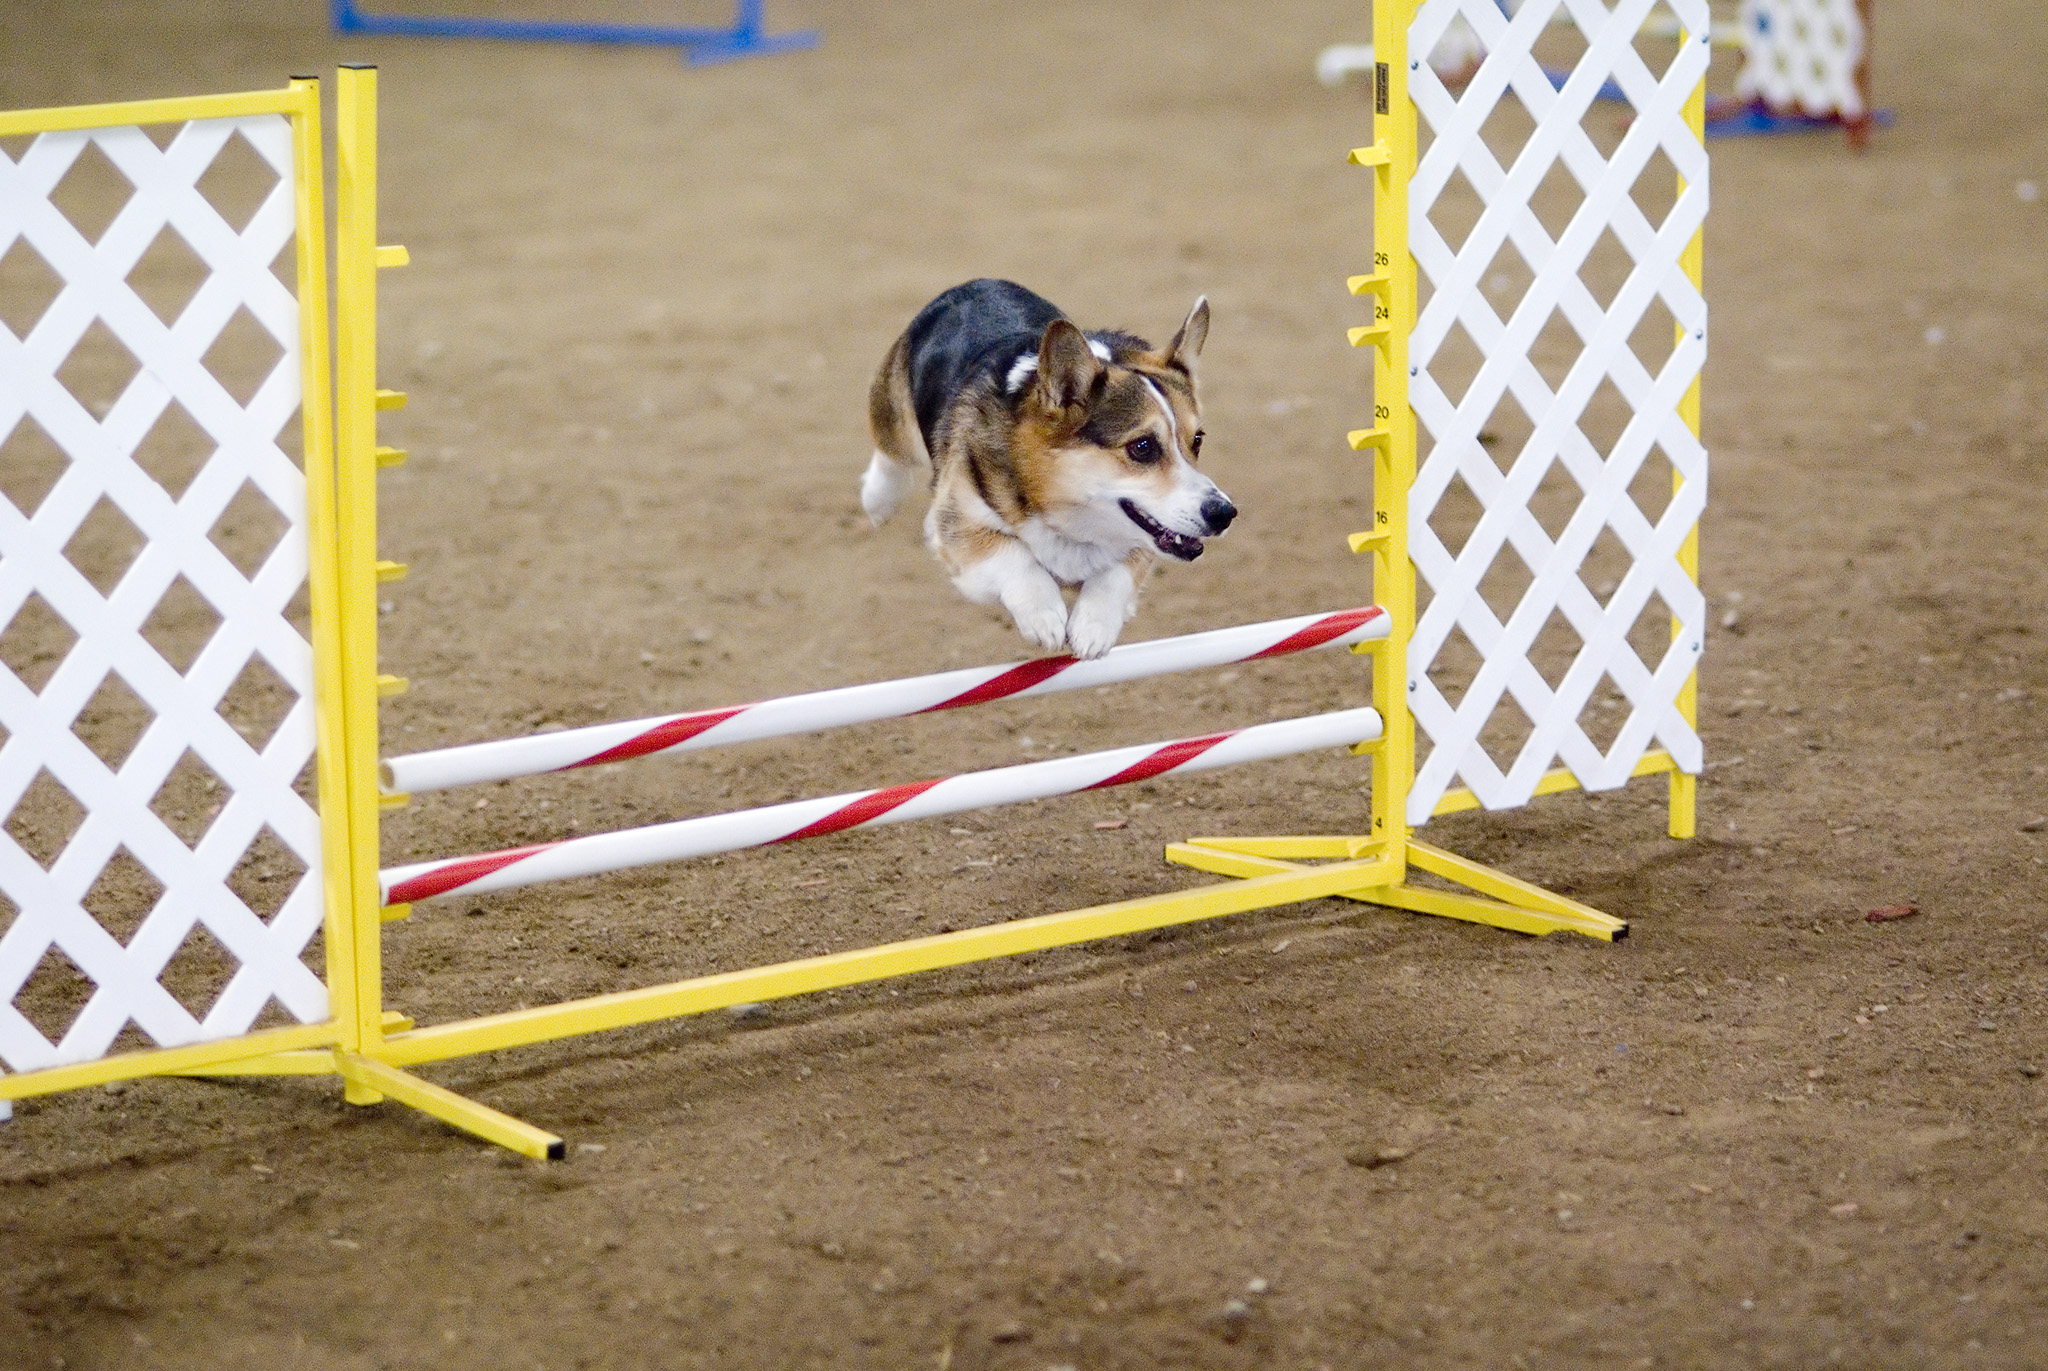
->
[1120,498,1226,561]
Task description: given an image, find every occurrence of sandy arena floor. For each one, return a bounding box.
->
[2,1,2046,1367]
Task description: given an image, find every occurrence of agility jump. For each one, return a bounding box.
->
[377,607,1391,902]
[0,0,1707,1155]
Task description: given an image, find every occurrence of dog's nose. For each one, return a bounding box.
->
[1201,495,1237,535]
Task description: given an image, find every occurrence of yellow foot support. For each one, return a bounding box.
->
[1404,840,1625,938]
[335,1052,564,1160]
[1167,837,1627,942]
[1351,879,1622,940]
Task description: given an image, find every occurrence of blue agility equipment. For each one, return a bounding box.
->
[331,0,817,65]
[1704,99,1893,140]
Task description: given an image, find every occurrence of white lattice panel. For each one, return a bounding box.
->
[0,116,328,1072]
[1735,0,1867,119]
[1406,0,1709,823]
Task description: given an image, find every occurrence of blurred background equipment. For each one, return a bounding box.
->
[329,0,818,65]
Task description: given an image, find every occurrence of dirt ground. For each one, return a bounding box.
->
[3,0,2047,1367]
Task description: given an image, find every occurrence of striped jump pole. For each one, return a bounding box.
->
[381,707,1383,905]
[381,606,1388,795]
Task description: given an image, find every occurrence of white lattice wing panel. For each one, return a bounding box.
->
[0,115,328,1073]
[1405,0,1709,824]
[1735,0,1867,119]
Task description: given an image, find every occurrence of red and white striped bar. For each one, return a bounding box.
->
[381,706,1382,904]
[381,606,1387,795]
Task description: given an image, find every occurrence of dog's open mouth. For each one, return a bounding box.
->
[1120,499,1204,561]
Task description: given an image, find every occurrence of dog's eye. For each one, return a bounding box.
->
[1125,435,1164,464]
[1190,430,1205,458]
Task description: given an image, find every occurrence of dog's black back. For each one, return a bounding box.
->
[900,279,1062,450]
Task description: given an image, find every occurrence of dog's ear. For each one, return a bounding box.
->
[1164,295,1209,376]
[1034,318,1103,413]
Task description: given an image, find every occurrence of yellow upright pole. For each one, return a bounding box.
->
[333,65,392,1090]
[1362,0,1417,870]
[1669,43,1706,841]
[290,75,363,1039]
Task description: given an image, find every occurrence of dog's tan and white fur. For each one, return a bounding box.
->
[861,279,1234,658]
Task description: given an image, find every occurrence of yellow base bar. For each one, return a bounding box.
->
[1167,837,1628,942]
[0,1022,342,1101]
[375,855,1399,1069]
[1178,834,1383,860]
[168,1050,338,1078]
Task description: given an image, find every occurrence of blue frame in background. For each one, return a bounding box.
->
[330,0,818,65]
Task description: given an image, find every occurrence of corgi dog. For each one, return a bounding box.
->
[860,279,1235,659]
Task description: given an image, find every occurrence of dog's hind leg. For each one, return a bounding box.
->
[861,449,920,527]
[862,332,926,527]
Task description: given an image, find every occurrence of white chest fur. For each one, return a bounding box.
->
[1016,516,1128,586]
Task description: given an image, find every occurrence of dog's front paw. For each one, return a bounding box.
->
[1066,564,1137,660]
[1012,603,1070,652]
[1064,603,1123,659]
